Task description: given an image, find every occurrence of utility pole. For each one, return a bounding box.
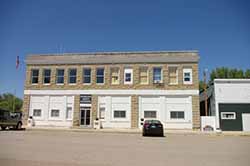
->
[203,69,208,116]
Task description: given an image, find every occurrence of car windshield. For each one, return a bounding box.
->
[145,120,161,124]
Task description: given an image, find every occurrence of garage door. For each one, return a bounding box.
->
[242,113,250,131]
[219,104,250,131]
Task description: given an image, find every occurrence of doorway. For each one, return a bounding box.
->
[80,107,91,127]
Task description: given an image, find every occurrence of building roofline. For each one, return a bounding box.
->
[214,79,250,83]
[27,50,199,57]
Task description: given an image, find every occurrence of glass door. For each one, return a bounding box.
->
[80,107,91,126]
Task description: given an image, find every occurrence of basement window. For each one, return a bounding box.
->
[221,112,236,120]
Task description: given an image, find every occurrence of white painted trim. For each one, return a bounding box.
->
[24,89,199,95]
[221,112,236,120]
[124,68,133,85]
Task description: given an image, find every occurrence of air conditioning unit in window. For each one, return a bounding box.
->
[153,80,161,84]
[153,80,163,86]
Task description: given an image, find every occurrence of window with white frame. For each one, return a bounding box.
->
[169,66,178,85]
[221,112,236,120]
[99,104,105,119]
[139,67,148,84]
[68,69,77,84]
[170,111,184,119]
[43,69,51,84]
[114,110,126,118]
[124,68,133,84]
[83,68,91,84]
[33,109,41,117]
[31,69,39,84]
[51,109,60,117]
[144,111,157,118]
[96,68,104,84]
[56,69,64,84]
[183,68,192,84]
[153,67,162,83]
[66,106,72,120]
[111,67,120,85]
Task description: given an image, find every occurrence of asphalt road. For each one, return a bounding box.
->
[0,130,250,166]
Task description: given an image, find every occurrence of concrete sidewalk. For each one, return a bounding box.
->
[24,126,250,136]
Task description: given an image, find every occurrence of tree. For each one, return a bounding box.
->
[245,69,250,78]
[210,67,250,81]
[0,93,23,112]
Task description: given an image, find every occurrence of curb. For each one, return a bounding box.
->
[23,127,250,136]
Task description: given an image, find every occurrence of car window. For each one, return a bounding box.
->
[145,120,161,124]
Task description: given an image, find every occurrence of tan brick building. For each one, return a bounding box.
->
[23,51,200,129]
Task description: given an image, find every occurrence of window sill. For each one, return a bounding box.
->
[83,83,92,85]
[183,83,193,85]
[56,83,64,86]
[169,83,179,85]
[68,83,77,85]
[43,84,51,86]
[124,82,133,85]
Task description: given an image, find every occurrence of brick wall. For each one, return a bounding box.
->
[192,95,200,129]
[25,63,198,91]
[73,95,80,127]
[131,95,139,128]
[22,95,30,125]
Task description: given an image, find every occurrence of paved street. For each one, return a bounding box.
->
[0,130,250,166]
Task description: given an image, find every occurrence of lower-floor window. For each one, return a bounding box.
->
[114,110,126,118]
[144,111,157,118]
[33,109,41,117]
[51,109,60,117]
[66,107,72,119]
[170,111,184,119]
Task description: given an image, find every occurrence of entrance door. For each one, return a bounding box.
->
[242,113,250,131]
[80,107,91,126]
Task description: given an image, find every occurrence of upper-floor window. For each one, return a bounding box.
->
[31,69,39,84]
[124,68,133,84]
[169,66,178,85]
[56,69,64,84]
[183,68,192,84]
[153,67,162,83]
[96,68,104,84]
[68,69,77,84]
[111,67,119,85]
[139,67,148,84]
[43,69,51,84]
[83,68,91,84]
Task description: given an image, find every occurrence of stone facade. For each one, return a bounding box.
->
[131,95,139,128]
[24,63,198,91]
[192,95,200,129]
[23,52,200,129]
[22,95,30,125]
[73,95,80,127]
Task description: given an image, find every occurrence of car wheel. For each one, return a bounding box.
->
[1,126,6,130]
[16,122,22,130]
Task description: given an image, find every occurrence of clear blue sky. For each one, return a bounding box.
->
[0,0,249,98]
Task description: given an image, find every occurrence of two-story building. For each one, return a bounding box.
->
[23,51,200,129]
